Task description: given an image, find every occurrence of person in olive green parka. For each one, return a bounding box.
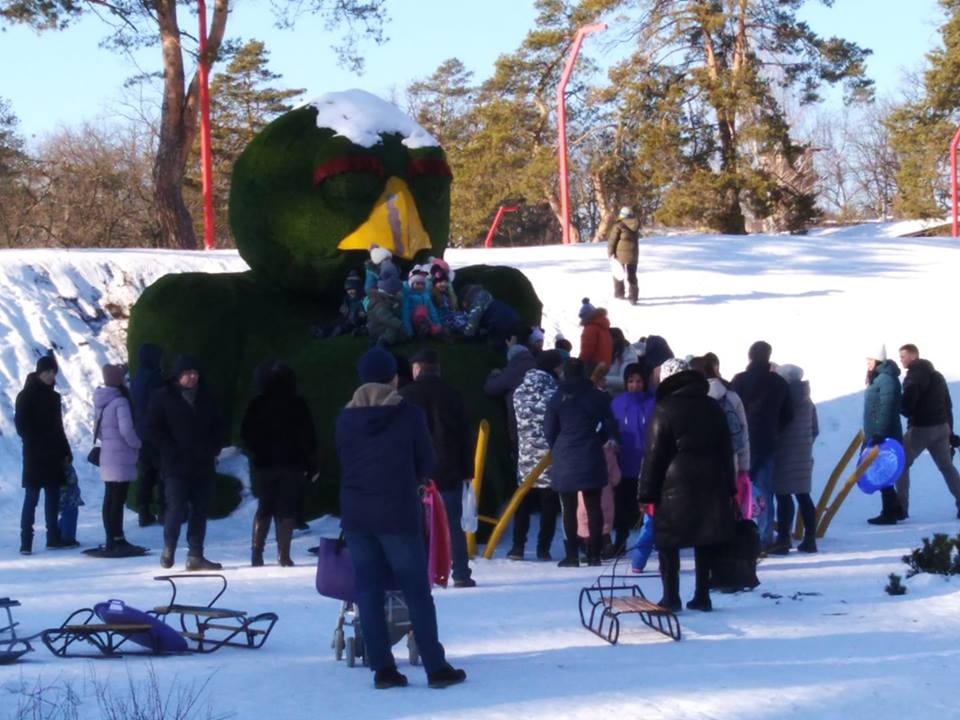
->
[606,206,641,304]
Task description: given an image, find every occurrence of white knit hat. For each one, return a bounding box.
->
[618,206,633,218]
[868,344,887,362]
[370,246,392,266]
[659,358,689,382]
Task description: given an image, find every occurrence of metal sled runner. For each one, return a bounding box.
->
[152,574,278,653]
[578,555,681,644]
[1,598,34,663]
[40,608,161,658]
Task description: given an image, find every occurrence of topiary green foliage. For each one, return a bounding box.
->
[229,102,451,301]
[209,474,244,519]
[128,90,542,523]
[453,264,543,330]
[902,533,960,577]
[885,573,907,596]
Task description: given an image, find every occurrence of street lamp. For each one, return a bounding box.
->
[484,205,519,248]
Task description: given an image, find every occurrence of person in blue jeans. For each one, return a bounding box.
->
[731,341,793,550]
[336,347,467,690]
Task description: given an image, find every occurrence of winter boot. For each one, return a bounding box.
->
[686,594,713,612]
[869,486,902,525]
[251,515,269,567]
[536,545,552,561]
[600,533,618,560]
[19,532,32,556]
[767,535,792,555]
[160,546,175,569]
[427,664,467,689]
[506,544,525,561]
[374,666,408,689]
[797,533,818,553]
[557,540,580,568]
[657,550,682,611]
[277,518,296,567]
[185,554,222,571]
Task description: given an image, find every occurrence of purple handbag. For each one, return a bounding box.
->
[315,536,357,602]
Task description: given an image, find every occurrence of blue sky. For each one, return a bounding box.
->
[0,0,946,141]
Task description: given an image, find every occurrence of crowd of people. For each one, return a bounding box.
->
[11,244,960,689]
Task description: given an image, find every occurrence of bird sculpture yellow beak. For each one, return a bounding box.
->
[337,176,433,259]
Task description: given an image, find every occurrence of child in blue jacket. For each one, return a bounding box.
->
[401,269,442,338]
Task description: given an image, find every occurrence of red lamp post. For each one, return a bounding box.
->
[557,23,605,245]
[951,125,960,238]
[197,0,215,250]
[484,205,519,248]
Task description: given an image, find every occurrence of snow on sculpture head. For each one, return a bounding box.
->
[229,89,452,298]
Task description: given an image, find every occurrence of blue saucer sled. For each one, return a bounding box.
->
[857,438,905,494]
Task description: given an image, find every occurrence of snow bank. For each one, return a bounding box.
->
[308,89,439,149]
[1,232,959,719]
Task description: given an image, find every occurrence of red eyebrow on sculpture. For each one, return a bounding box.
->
[407,157,452,178]
[313,155,385,184]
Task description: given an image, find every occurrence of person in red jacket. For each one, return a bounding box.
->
[577,298,613,376]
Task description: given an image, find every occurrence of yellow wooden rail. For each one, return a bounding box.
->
[795,430,864,540]
[816,445,879,539]
[465,419,490,559]
[481,452,553,560]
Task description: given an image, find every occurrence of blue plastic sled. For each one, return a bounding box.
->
[857,438,906,494]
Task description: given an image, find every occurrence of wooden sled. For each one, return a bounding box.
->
[152,574,278,653]
[578,556,681,644]
[1,598,34,664]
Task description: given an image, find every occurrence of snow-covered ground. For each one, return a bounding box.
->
[2,232,960,719]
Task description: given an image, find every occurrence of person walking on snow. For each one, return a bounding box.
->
[863,345,908,525]
[146,354,225,571]
[400,348,477,588]
[15,354,75,555]
[335,347,466,689]
[93,364,144,556]
[897,344,960,519]
[606,206,640,304]
[130,342,165,527]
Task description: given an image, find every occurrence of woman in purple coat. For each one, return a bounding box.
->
[610,362,655,554]
[93,364,142,555]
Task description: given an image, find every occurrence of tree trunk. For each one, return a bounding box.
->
[153,0,230,249]
[590,170,616,244]
[545,188,581,244]
[716,110,747,234]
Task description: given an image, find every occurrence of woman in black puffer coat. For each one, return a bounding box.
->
[639,359,736,612]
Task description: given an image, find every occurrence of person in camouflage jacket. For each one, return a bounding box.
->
[506,350,566,560]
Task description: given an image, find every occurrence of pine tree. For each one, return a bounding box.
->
[581,0,872,233]
[887,1,960,218]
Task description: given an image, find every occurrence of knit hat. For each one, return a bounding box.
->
[409,269,428,286]
[659,358,689,382]
[430,265,449,284]
[344,271,362,292]
[507,344,530,362]
[35,355,58,374]
[868,344,887,362]
[578,297,595,322]
[775,363,804,383]
[171,354,202,378]
[619,206,633,219]
[370,246,392,266]
[357,347,397,384]
[537,349,565,374]
[102,363,126,388]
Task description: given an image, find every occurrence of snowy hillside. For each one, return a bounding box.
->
[1,233,960,719]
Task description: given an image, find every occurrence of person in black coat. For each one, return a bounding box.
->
[335,347,465,690]
[146,354,226,571]
[130,342,165,527]
[14,355,73,554]
[639,359,736,612]
[483,343,537,457]
[897,344,960,517]
[730,340,793,549]
[241,362,318,567]
[400,348,476,587]
[544,358,618,567]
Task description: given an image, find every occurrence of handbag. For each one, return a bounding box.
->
[314,535,356,603]
[461,482,478,533]
[709,517,760,592]
[87,410,103,467]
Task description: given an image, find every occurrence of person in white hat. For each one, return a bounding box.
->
[606,206,641,304]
